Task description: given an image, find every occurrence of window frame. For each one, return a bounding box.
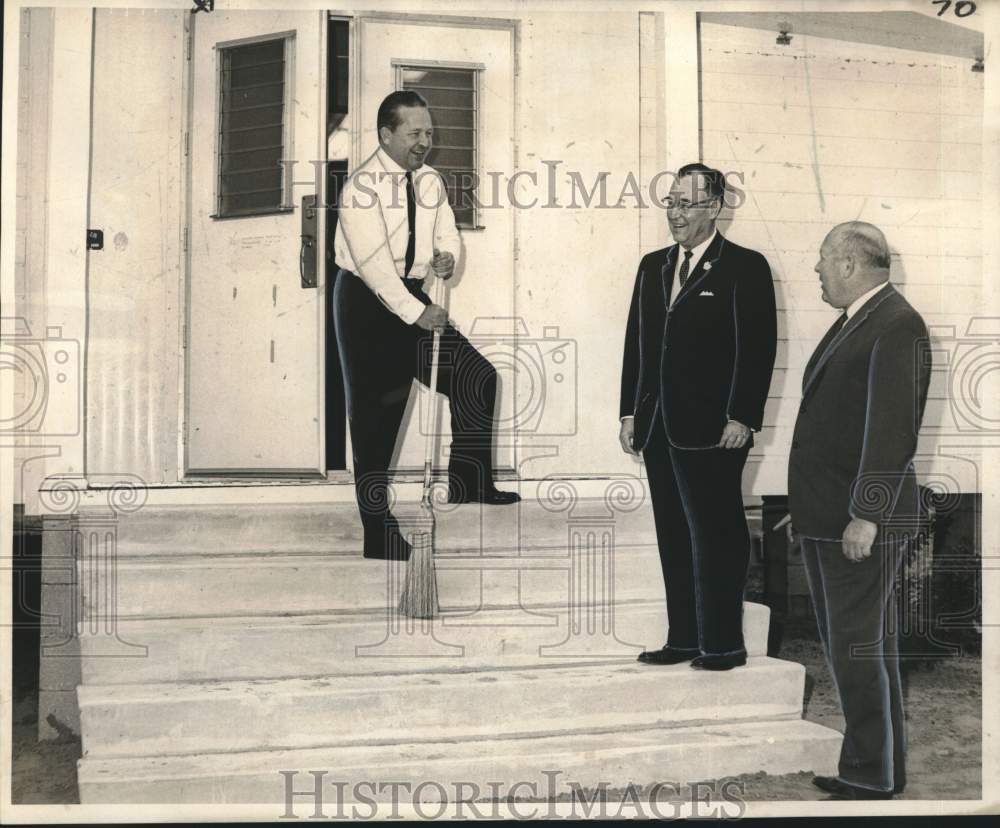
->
[212,31,297,220]
[393,58,484,230]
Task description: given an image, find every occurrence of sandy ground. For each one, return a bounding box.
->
[10,696,81,805]
[735,637,982,802]
[11,636,981,805]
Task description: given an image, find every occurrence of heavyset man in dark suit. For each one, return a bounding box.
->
[789,221,931,800]
[619,163,777,671]
[333,91,518,561]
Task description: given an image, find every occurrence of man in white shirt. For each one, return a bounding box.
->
[333,91,518,561]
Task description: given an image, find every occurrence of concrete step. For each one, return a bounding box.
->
[78,601,771,684]
[77,656,804,759]
[82,544,680,618]
[77,717,840,804]
[77,499,662,557]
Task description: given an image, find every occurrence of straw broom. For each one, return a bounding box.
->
[398,279,446,619]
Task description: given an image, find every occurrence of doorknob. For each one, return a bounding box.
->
[300,194,318,289]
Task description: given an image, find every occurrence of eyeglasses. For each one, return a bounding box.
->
[662,197,719,212]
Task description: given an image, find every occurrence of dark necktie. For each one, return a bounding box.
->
[678,249,693,290]
[821,313,848,353]
[805,313,848,387]
[404,171,416,277]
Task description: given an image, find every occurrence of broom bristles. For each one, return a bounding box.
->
[399,292,444,620]
[398,510,439,619]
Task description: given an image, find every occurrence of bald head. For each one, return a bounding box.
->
[827,222,891,273]
[815,221,891,309]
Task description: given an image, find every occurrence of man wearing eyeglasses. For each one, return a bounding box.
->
[619,163,777,671]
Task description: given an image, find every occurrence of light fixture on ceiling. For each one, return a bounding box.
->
[972,57,984,73]
[776,25,792,46]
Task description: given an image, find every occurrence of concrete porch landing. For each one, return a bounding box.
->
[72,500,839,804]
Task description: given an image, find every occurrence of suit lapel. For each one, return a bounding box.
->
[660,245,678,308]
[802,284,897,397]
[802,314,846,393]
[670,233,727,310]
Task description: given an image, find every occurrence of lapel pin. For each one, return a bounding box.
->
[703,261,713,272]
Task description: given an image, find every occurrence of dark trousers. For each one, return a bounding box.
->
[800,533,907,792]
[642,414,751,656]
[332,269,498,540]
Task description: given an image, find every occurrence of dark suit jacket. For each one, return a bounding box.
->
[788,284,931,539]
[620,233,777,449]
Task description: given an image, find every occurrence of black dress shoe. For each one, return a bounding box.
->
[637,646,699,665]
[812,776,844,795]
[362,517,412,561]
[447,486,521,505]
[812,776,900,799]
[823,785,894,801]
[362,536,412,561]
[690,652,747,671]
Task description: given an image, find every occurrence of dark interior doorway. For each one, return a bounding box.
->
[325,17,350,472]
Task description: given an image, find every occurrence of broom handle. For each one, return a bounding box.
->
[421,278,447,506]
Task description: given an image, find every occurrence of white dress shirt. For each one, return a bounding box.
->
[334,148,461,324]
[845,280,890,319]
[668,230,718,307]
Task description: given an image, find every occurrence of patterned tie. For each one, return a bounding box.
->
[678,249,693,290]
[404,171,416,277]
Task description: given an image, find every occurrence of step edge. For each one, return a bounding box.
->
[76,657,803,705]
[79,710,814,763]
[78,716,835,779]
[89,542,661,563]
[76,596,705,627]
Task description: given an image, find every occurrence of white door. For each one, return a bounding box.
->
[356,16,516,475]
[186,11,326,475]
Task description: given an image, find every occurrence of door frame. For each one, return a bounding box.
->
[179,10,329,481]
[350,11,520,172]
[176,11,520,485]
[351,12,521,482]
